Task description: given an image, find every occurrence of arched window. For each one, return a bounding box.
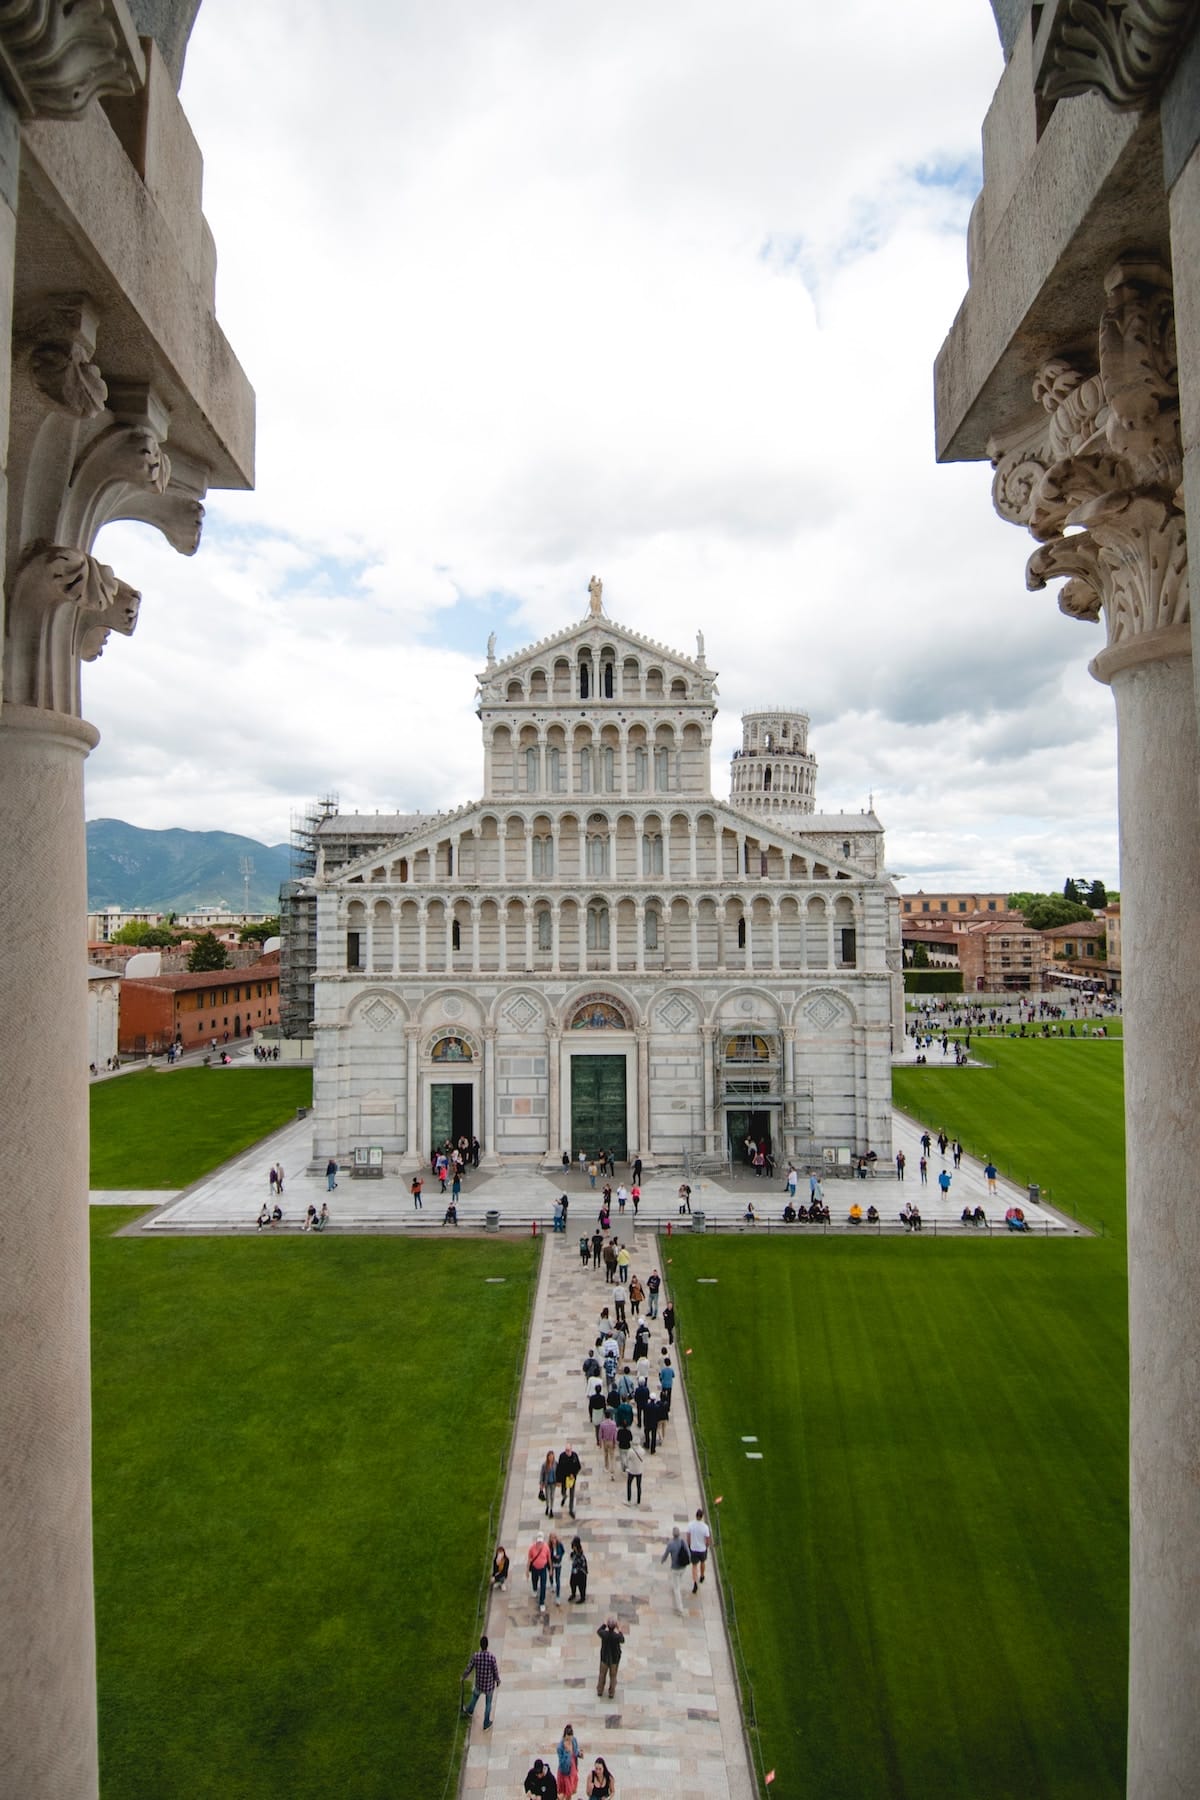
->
[532,835,554,877]
[602,662,614,697]
[599,746,615,791]
[548,747,564,792]
[451,920,461,951]
[653,747,669,791]
[633,747,648,791]
[537,908,552,951]
[737,917,747,949]
[643,833,663,876]
[579,747,593,793]
[587,903,610,951]
[525,746,540,791]
[645,908,659,950]
[579,661,590,698]
[587,833,609,877]
[764,766,772,791]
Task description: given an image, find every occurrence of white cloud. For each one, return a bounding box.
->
[79,3,1118,892]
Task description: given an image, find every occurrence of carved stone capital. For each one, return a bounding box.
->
[4,544,137,714]
[987,257,1188,676]
[1035,0,1197,112]
[23,298,107,419]
[0,0,143,120]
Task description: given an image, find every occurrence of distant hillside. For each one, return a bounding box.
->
[86,820,292,913]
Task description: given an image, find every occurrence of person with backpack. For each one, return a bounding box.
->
[660,1525,692,1613]
[568,1536,588,1603]
[554,1723,582,1797]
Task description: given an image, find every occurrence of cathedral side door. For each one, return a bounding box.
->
[430,1082,473,1152]
[570,1055,627,1161]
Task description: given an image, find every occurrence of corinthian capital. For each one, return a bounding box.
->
[4,544,137,714]
[987,257,1187,678]
[1036,0,1197,111]
[0,0,143,119]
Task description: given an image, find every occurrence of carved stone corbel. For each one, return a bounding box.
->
[987,256,1187,680]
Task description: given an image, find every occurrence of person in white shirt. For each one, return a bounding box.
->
[687,1508,712,1593]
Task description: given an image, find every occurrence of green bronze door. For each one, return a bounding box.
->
[570,1055,628,1161]
[430,1083,453,1149]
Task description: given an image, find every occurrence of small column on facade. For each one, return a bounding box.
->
[783,1028,796,1159]
[987,258,1200,1797]
[618,724,630,796]
[470,900,481,975]
[547,1023,561,1154]
[445,907,454,972]
[636,1025,651,1158]
[548,822,559,880]
[689,818,698,880]
[482,1028,497,1163]
[417,900,428,972]
[689,900,699,970]
[405,1026,420,1158]
[524,902,534,970]
[363,910,374,974]
[497,901,508,975]
[392,908,401,973]
[497,824,507,884]
[551,903,562,976]
[634,902,646,975]
[701,1026,716,1154]
[771,901,782,973]
[609,906,619,974]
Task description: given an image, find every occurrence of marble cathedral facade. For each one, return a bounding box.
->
[311,596,902,1171]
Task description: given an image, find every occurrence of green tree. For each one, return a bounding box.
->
[239,917,279,944]
[1063,877,1083,904]
[1025,895,1095,930]
[110,919,157,945]
[910,942,931,968]
[1087,879,1108,909]
[186,932,229,972]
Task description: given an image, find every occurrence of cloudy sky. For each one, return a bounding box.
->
[82,1,1119,894]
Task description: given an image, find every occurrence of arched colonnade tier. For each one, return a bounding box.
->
[483,717,712,799]
[333,887,872,979]
[336,808,863,889]
[488,646,700,705]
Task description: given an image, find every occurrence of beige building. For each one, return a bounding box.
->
[936,6,1200,1788]
[899,891,1012,917]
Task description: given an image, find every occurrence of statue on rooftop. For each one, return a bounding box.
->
[588,574,603,615]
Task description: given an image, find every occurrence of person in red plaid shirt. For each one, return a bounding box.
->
[461,1633,500,1729]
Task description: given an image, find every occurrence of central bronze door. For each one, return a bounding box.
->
[569,1055,627,1161]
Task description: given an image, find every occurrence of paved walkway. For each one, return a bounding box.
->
[461,1225,757,1800]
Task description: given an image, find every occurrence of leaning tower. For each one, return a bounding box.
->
[730,708,818,827]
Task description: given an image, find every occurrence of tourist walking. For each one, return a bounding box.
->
[527,1532,551,1613]
[661,1525,691,1613]
[555,1724,582,1797]
[568,1535,588,1603]
[646,1269,661,1317]
[557,1442,581,1516]
[688,1508,711,1592]
[596,1617,625,1698]
[663,1300,676,1346]
[410,1174,423,1208]
[460,1633,500,1729]
[325,1158,338,1191]
[540,1450,558,1517]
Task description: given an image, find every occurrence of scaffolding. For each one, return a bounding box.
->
[278,794,337,1037]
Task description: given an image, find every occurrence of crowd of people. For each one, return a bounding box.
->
[462,1235,712,1791]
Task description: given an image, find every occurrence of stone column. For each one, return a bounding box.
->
[497,902,508,975]
[363,909,374,974]
[701,1025,716,1155]
[405,1026,420,1158]
[470,901,481,975]
[988,258,1200,1799]
[497,825,506,885]
[524,901,534,970]
[618,725,629,796]
[482,1028,497,1161]
[635,902,646,974]
[391,908,400,972]
[0,707,99,1800]
[608,905,618,975]
[417,900,428,973]
[548,1024,562,1154]
[636,1025,650,1157]
[689,900,699,971]
[551,903,561,976]
[783,1027,797,1159]
[689,818,698,881]
[771,901,781,973]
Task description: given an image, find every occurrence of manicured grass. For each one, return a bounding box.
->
[91,1213,539,1799]
[894,1037,1127,1239]
[90,1067,313,1187]
[673,1038,1129,1798]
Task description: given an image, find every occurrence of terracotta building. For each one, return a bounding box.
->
[119,952,280,1054]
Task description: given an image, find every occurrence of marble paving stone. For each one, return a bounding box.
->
[459,1225,760,1798]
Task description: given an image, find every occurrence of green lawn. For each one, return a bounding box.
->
[894,1037,1127,1239]
[92,1212,539,1799]
[90,1067,312,1187]
[674,1038,1129,1798]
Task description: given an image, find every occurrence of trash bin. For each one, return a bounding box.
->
[691,1210,706,1233]
[1027,1183,1040,1205]
[486,1209,500,1234]
[296,1106,308,1119]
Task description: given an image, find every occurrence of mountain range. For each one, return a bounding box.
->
[86,819,292,914]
